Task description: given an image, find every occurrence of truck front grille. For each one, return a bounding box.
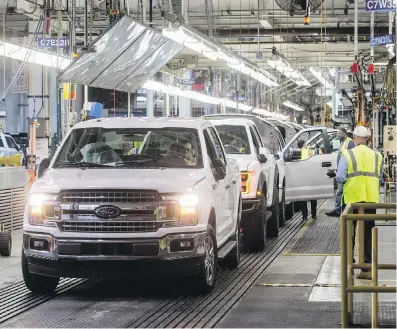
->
[58,221,160,233]
[59,190,158,204]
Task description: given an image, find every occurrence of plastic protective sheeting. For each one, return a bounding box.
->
[59,16,183,92]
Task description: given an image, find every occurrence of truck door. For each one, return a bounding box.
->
[283,128,337,202]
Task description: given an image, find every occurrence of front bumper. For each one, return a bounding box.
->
[23,231,206,278]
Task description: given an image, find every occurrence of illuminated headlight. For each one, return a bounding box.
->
[162,194,199,226]
[29,194,59,225]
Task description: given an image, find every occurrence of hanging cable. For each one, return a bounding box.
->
[1,16,44,103]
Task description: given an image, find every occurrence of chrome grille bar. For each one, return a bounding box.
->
[58,221,160,233]
[59,190,158,204]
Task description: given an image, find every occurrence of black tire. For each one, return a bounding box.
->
[195,225,217,294]
[267,184,280,238]
[0,231,12,257]
[286,202,294,221]
[21,249,59,294]
[219,220,240,270]
[279,189,286,227]
[242,193,267,252]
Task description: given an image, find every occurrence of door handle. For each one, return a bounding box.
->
[225,184,231,190]
[322,162,332,167]
[232,180,237,185]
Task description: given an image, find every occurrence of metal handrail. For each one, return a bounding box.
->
[340,202,397,328]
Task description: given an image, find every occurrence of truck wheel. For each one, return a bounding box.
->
[267,185,280,238]
[0,231,12,257]
[195,225,217,294]
[286,202,294,221]
[279,189,286,227]
[22,250,59,294]
[243,193,267,252]
[219,220,240,270]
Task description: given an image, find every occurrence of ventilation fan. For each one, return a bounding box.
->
[275,0,324,15]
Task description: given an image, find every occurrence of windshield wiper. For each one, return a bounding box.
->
[57,161,113,168]
[114,159,160,167]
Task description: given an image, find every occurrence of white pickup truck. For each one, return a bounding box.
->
[208,118,280,252]
[0,133,24,164]
[22,117,242,294]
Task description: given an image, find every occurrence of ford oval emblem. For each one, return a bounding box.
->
[94,205,121,219]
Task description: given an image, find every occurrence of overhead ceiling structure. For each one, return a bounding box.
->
[3,0,394,114]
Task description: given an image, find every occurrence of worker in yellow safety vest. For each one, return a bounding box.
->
[298,140,315,160]
[326,128,355,217]
[336,126,382,280]
[297,139,317,221]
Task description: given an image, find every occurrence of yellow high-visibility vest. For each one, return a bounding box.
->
[342,145,382,204]
[301,148,314,160]
[339,137,353,157]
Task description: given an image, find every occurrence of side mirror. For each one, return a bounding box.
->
[37,158,50,178]
[213,158,226,180]
[258,147,268,163]
[288,148,301,161]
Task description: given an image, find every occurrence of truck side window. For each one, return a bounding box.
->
[0,137,4,148]
[208,128,226,164]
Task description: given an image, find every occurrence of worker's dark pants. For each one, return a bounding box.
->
[300,200,317,219]
[343,203,376,272]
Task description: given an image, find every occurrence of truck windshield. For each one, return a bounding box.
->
[215,125,251,154]
[54,127,203,169]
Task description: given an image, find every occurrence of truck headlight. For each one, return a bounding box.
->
[29,194,59,225]
[162,194,199,226]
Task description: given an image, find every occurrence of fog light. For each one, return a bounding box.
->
[29,238,49,251]
[170,239,194,252]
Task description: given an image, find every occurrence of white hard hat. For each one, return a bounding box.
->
[353,126,369,137]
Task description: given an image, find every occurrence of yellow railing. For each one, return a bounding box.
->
[340,203,396,328]
[0,154,21,167]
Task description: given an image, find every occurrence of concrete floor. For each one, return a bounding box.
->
[0,233,23,290]
[218,197,396,328]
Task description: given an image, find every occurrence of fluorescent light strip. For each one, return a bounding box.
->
[0,40,71,69]
[267,57,311,87]
[142,80,282,116]
[283,100,305,112]
[162,26,278,87]
[227,61,279,87]
[309,67,335,89]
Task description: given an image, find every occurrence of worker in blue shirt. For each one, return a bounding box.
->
[326,128,355,217]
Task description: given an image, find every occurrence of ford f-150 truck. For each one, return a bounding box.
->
[208,118,280,252]
[22,117,242,294]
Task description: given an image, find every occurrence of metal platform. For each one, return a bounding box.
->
[0,198,395,328]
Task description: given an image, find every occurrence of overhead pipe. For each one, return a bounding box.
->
[216,26,390,37]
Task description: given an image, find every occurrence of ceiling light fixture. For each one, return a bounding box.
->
[268,47,311,87]
[0,40,71,69]
[142,80,281,116]
[309,67,335,89]
[162,24,279,87]
[283,100,305,112]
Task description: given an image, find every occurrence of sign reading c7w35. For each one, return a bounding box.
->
[366,0,397,11]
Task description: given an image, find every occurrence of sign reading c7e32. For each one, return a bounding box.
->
[366,0,397,11]
[37,37,70,48]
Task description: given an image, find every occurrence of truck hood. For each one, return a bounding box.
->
[227,154,255,172]
[32,168,207,194]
